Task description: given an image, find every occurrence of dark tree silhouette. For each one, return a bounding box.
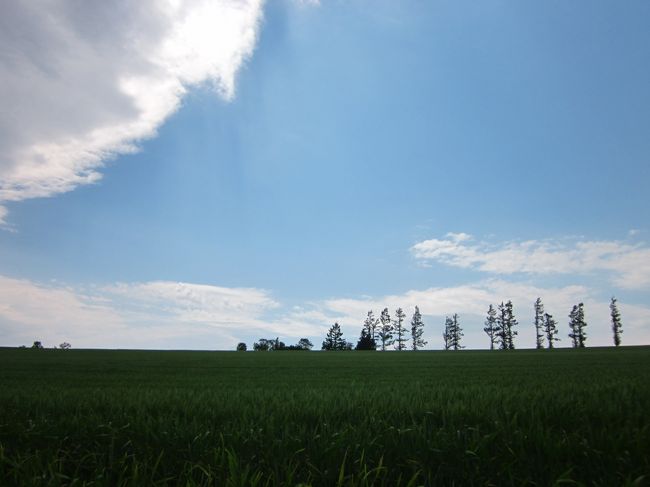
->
[483,304,497,350]
[576,302,587,348]
[534,297,545,349]
[378,308,394,351]
[505,301,518,349]
[393,307,408,351]
[450,313,464,350]
[410,306,427,350]
[254,338,311,351]
[355,329,377,350]
[610,297,623,347]
[443,315,463,350]
[363,310,379,343]
[568,303,587,348]
[236,342,247,351]
[543,313,560,349]
[59,342,71,350]
[495,302,507,349]
[568,305,579,347]
[496,301,518,349]
[32,341,43,349]
[322,322,347,351]
[443,316,452,350]
[253,338,272,351]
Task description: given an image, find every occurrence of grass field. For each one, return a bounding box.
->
[0,347,649,486]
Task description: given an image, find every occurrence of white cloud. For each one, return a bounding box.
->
[0,276,281,349]
[0,0,264,223]
[104,280,279,326]
[411,233,650,289]
[0,275,127,346]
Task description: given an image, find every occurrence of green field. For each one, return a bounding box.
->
[1,347,649,486]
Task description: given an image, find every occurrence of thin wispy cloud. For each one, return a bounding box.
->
[0,275,281,349]
[294,0,320,6]
[0,0,265,224]
[0,275,127,346]
[104,280,279,327]
[411,233,650,289]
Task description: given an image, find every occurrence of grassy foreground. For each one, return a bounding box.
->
[0,347,649,486]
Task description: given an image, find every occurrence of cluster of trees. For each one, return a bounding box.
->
[480,296,623,350]
[441,301,518,353]
[339,296,624,352]
[482,301,519,350]
[20,341,71,350]
[567,303,587,348]
[241,337,314,352]
[240,297,625,352]
[322,306,427,351]
[524,297,562,350]
[443,314,463,350]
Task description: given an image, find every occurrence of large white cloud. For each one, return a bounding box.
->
[411,233,650,289]
[0,0,265,224]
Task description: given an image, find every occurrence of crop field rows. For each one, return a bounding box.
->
[0,347,649,486]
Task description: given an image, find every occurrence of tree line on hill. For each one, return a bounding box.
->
[480,296,622,351]
[241,297,624,352]
[18,341,71,350]
[440,296,623,351]
[236,337,314,352]
[319,305,428,351]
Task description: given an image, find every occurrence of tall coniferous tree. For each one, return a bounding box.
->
[568,303,587,348]
[443,316,452,350]
[393,307,408,351]
[576,302,587,348]
[505,300,518,349]
[496,301,518,349]
[610,297,623,346]
[543,313,560,349]
[534,297,545,349]
[378,308,394,351]
[450,313,464,350]
[568,305,579,348]
[363,310,379,344]
[495,302,507,350]
[410,306,427,350]
[322,322,345,350]
[484,304,497,350]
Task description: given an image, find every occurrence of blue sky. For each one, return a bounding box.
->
[1,0,649,349]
